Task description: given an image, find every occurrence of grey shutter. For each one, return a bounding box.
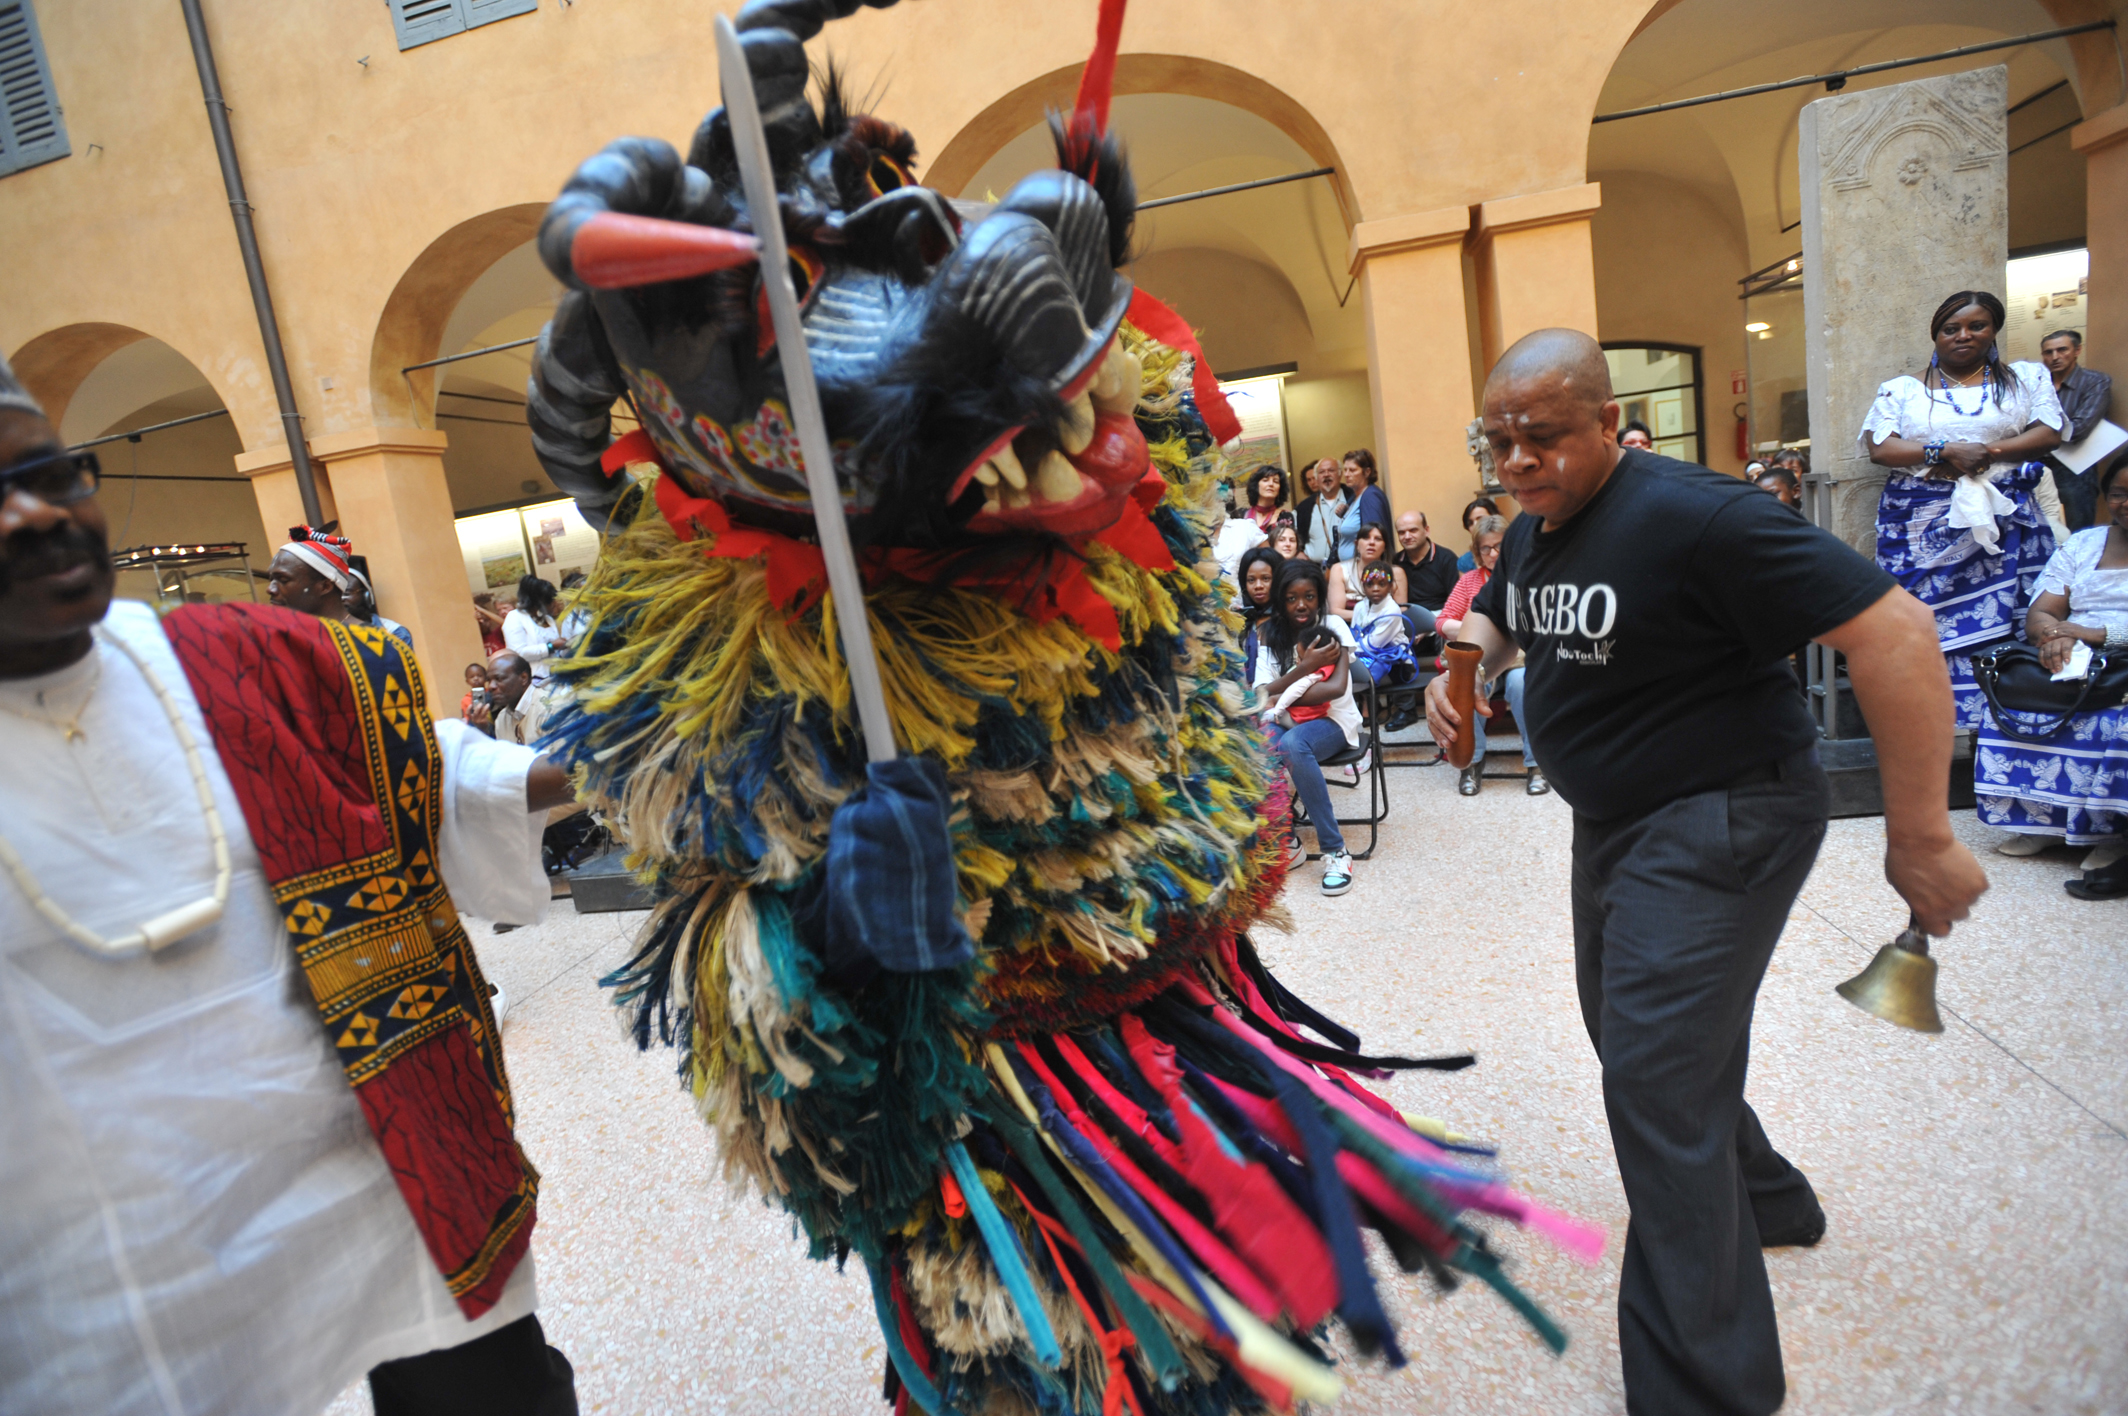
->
[464,0,537,30]
[390,0,467,50]
[0,1,69,178]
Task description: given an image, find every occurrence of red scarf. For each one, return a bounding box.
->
[164,604,537,1318]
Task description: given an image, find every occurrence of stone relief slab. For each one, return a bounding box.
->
[1801,65,2008,554]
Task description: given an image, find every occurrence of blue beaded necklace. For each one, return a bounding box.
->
[1930,352,1989,417]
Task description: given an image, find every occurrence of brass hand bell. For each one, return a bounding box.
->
[1834,912,1944,1033]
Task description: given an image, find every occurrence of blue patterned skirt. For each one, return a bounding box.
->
[1875,464,2056,730]
[1976,704,2128,843]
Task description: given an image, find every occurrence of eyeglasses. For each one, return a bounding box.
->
[1,449,102,505]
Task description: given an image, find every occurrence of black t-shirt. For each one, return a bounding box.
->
[1469,450,1894,820]
[1395,542,1462,612]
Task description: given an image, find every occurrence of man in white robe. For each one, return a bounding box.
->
[0,356,579,1414]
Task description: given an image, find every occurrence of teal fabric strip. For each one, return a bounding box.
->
[988,1109,1188,1389]
[945,1139,1065,1369]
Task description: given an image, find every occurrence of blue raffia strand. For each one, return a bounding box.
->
[944,1139,1065,1369]
[866,1256,961,1416]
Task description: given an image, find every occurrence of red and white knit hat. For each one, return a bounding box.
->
[281,525,356,591]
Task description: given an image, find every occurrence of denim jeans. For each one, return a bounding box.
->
[1471,666,1534,769]
[1271,717,1349,856]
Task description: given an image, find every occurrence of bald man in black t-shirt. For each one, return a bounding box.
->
[1427,330,1987,1416]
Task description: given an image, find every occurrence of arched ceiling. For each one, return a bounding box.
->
[962,92,1363,364]
[59,338,221,445]
[1592,0,2084,269]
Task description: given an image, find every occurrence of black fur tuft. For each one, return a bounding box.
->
[1048,113,1137,267]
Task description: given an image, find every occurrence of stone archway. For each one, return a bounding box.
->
[8,321,251,444]
[925,54,1356,228]
[367,203,548,430]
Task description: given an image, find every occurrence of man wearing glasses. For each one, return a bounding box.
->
[0,356,581,1415]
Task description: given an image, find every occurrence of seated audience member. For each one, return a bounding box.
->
[1350,562,1418,689]
[473,651,603,874]
[1392,508,1459,641]
[1241,465,1293,532]
[1620,420,1654,451]
[1295,457,1348,564]
[1980,458,2128,898]
[1213,499,1269,589]
[1755,465,1802,510]
[1254,558,1362,896]
[474,591,508,656]
[461,661,490,719]
[1464,656,1541,798]
[505,574,569,682]
[1328,521,1404,622]
[1233,545,1284,671]
[1270,522,1300,559]
[1455,496,1500,572]
[1333,449,1393,563]
[1436,514,1505,643]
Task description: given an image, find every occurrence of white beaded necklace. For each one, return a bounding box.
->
[0,627,232,957]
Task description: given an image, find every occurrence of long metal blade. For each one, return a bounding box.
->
[713,13,897,764]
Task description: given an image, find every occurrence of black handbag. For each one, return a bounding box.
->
[1971,642,2128,744]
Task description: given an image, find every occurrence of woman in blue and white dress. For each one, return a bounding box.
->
[1978,457,2128,899]
[1862,290,2065,729]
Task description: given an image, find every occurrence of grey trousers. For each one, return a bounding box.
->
[1571,746,1829,1416]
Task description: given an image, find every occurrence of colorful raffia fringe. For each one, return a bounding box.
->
[544,323,1600,1415]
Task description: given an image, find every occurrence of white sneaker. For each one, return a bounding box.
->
[1320,851,1353,896]
[1994,834,2055,857]
[489,981,511,1025]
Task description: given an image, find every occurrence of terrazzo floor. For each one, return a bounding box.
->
[327,742,2128,1416]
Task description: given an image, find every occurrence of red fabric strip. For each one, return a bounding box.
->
[1124,290,1241,444]
[1073,0,1127,134]
[1117,1016,1338,1328]
[1013,1042,1281,1320]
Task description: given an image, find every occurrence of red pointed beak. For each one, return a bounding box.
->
[571,213,760,290]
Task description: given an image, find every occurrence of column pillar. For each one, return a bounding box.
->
[2073,105,2128,383]
[243,428,481,720]
[236,444,339,545]
[1350,206,1479,544]
[1470,182,1603,372]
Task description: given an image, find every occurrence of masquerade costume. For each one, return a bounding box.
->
[529,3,1596,1410]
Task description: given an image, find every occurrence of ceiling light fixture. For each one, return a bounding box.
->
[1745,322,1771,332]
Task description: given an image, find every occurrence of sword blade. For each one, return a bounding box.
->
[713,13,898,764]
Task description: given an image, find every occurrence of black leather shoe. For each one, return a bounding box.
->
[1384,708,1420,733]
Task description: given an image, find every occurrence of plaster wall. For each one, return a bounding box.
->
[1591,171,1751,476]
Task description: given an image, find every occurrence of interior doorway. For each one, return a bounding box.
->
[1603,343,1705,465]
